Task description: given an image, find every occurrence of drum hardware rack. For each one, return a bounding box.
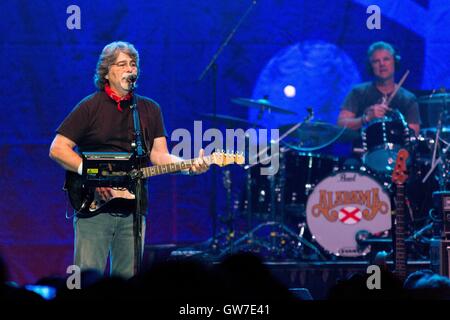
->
[213,150,325,260]
[208,112,325,260]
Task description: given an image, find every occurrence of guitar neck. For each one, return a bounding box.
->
[141,156,209,178]
[395,184,407,280]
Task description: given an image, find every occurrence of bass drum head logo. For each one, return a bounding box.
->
[306,171,391,257]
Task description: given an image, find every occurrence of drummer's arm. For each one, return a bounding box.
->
[337,110,366,130]
[408,123,420,137]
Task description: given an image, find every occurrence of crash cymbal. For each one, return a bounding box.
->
[231,97,298,115]
[279,122,359,147]
[198,113,261,127]
[417,93,450,104]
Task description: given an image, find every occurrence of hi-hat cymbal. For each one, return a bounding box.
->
[198,113,261,128]
[417,93,450,105]
[279,122,359,148]
[231,97,298,115]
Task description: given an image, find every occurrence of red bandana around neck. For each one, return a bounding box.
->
[104,83,132,112]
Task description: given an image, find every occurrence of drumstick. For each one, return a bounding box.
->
[385,70,410,108]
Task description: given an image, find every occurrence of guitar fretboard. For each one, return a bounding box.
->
[395,184,407,280]
[141,157,210,178]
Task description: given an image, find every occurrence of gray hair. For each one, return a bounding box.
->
[94,41,140,90]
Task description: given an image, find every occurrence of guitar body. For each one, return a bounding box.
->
[64,171,94,214]
[64,171,135,218]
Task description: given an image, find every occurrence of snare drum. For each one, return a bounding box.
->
[362,115,410,173]
[306,169,391,257]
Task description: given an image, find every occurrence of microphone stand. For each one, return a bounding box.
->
[197,1,257,253]
[129,79,145,275]
[198,1,257,82]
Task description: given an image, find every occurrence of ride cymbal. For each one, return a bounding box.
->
[231,97,298,115]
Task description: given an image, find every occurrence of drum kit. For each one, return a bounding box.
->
[204,92,450,262]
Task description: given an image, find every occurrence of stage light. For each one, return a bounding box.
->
[283,85,296,98]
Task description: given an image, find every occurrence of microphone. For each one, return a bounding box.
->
[125,74,137,83]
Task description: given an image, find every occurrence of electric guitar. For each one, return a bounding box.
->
[65,151,244,217]
[391,148,409,281]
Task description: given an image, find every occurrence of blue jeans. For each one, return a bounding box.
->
[73,213,146,279]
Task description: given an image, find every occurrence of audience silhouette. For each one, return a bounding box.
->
[1,250,450,309]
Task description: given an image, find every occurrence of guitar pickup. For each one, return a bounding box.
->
[100,170,128,176]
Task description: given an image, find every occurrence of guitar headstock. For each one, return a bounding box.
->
[210,151,245,167]
[391,149,409,185]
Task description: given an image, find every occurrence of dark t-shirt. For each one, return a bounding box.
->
[341,82,421,125]
[56,91,167,214]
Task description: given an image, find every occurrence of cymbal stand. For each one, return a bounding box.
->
[422,91,449,189]
[198,1,257,252]
[216,169,236,254]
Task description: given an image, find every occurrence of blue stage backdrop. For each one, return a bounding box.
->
[0,0,449,284]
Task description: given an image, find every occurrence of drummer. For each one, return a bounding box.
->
[337,41,420,136]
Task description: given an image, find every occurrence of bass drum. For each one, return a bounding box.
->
[306,169,391,257]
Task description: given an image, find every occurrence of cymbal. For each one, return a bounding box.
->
[231,97,298,115]
[279,122,359,148]
[421,126,450,134]
[198,113,261,127]
[417,93,450,105]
